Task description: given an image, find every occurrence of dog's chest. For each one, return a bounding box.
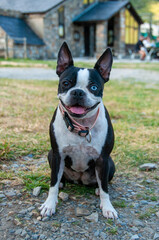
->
[63,144,99,172]
[53,103,107,172]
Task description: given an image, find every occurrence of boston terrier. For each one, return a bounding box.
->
[40,42,118,219]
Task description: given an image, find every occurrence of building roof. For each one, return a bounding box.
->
[0,0,64,13]
[73,1,143,24]
[0,15,44,45]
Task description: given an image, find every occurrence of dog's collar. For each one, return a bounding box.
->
[59,101,100,143]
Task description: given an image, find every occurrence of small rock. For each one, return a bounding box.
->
[37,216,42,221]
[19,209,27,215]
[133,220,145,227]
[11,163,19,168]
[100,232,107,239]
[33,186,41,197]
[13,219,21,226]
[27,206,35,211]
[85,212,98,223]
[75,207,91,217]
[131,226,138,232]
[130,234,139,240]
[32,234,39,240]
[5,190,16,197]
[42,216,49,222]
[25,235,30,240]
[139,163,157,171]
[0,194,5,198]
[156,211,159,218]
[8,211,14,216]
[21,230,27,237]
[59,192,69,201]
[94,230,100,237]
[39,234,46,240]
[154,233,159,240]
[15,229,22,235]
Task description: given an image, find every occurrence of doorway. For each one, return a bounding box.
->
[107,17,114,47]
[84,25,96,56]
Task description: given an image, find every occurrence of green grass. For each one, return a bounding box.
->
[0,77,159,175]
[0,58,159,71]
[138,207,158,219]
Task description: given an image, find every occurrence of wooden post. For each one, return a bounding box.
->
[23,38,27,59]
[5,33,9,59]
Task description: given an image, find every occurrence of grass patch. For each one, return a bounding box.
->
[22,173,50,191]
[63,183,95,196]
[0,77,159,175]
[138,207,157,219]
[112,200,127,208]
[0,58,159,72]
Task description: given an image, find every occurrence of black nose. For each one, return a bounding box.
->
[70,89,86,98]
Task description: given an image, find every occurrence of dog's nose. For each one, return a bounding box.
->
[70,89,86,98]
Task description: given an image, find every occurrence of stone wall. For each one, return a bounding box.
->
[44,0,84,58]
[96,21,108,58]
[13,44,46,59]
[113,8,126,56]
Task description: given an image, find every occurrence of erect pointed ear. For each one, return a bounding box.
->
[56,42,74,76]
[94,48,113,83]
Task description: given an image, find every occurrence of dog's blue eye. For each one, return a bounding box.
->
[91,85,98,91]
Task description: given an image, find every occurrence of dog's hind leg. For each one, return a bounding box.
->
[108,156,115,182]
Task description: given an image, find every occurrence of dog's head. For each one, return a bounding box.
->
[57,42,113,118]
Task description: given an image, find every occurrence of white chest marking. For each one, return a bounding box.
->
[53,102,108,172]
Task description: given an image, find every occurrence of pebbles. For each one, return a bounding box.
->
[33,187,41,197]
[75,207,91,217]
[59,192,69,201]
[0,158,159,240]
[85,212,99,223]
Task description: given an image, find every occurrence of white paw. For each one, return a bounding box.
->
[100,202,118,219]
[39,197,58,217]
[95,188,100,196]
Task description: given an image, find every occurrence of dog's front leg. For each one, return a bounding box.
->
[40,151,64,217]
[95,156,118,219]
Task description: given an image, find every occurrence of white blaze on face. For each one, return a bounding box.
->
[76,69,89,90]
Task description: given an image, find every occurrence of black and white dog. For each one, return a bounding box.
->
[40,42,118,219]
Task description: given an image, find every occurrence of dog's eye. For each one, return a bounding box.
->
[62,80,70,87]
[90,85,98,91]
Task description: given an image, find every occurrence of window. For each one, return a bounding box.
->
[58,7,65,38]
[83,0,95,5]
[125,9,139,44]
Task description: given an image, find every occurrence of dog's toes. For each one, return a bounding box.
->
[40,198,57,217]
[102,208,118,219]
[95,188,100,196]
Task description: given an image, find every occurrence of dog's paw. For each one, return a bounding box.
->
[100,202,118,219]
[39,197,58,217]
[95,188,100,196]
[101,207,118,219]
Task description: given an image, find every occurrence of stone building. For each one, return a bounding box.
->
[0,0,143,59]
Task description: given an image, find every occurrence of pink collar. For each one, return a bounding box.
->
[59,101,100,142]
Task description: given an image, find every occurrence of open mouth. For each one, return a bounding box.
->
[60,100,100,117]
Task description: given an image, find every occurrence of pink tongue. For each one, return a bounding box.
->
[70,106,86,114]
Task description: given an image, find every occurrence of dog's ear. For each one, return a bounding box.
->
[94,48,113,83]
[56,42,74,76]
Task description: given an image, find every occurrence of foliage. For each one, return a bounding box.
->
[130,0,159,23]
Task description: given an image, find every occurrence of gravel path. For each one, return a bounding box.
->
[0,156,159,240]
[0,68,159,84]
